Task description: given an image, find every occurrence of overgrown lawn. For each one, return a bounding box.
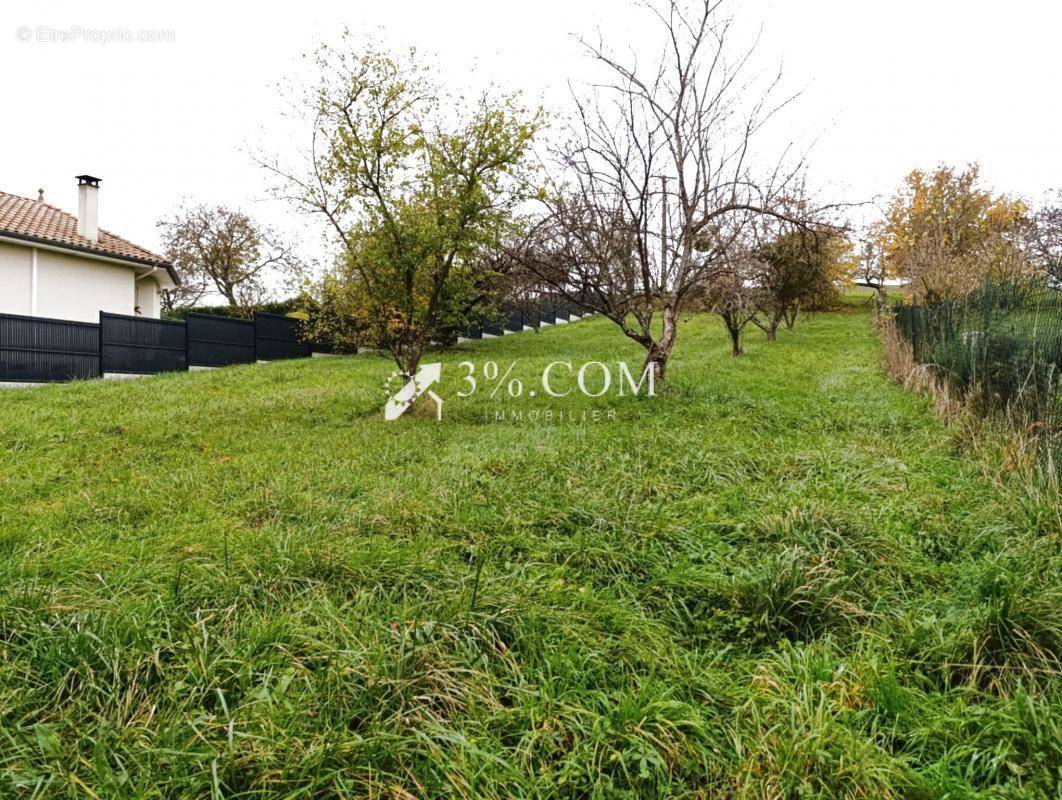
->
[0,310,1058,798]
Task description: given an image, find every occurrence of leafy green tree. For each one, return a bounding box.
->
[264,38,542,376]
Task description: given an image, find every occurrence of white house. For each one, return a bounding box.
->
[0,175,179,323]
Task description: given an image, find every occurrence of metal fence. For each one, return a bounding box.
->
[504,306,527,331]
[1,310,307,382]
[459,297,582,340]
[521,305,540,329]
[495,296,586,334]
[892,277,1062,462]
[186,313,255,368]
[0,313,100,382]
[254,312,311,361]
[100,312,186,375]
[539,299,559,325]
[1,298,593,384]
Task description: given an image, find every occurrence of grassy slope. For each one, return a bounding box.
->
[0,309,1058,798]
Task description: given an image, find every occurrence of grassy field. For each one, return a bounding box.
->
[0,308,1059,798]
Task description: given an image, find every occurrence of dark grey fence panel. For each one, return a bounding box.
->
[0,313,100,382]
[503,306,524,331]
[1,292,589,386]
[538,298,559,324]
[572,292,594,316]
[100,312,186,375]
[254,313,310,360]
[186,313,255,367]
[553,298,570,321]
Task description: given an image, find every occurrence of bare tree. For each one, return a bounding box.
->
[854,233,890,318]
[514,0,815,379]
[157,204,300,312]
[1031,195,1062,283]
[158,271,209,315]
[695,259,758,356]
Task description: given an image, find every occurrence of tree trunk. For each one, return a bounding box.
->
[762,308,782,341]
[783,306,799,330]
[405,355,420,380]
[644,349,668,381]
[752,307,783,341]
[221,284,238,307]
[642,302,679,381]
[404,338,424,380]
[725,315,743,357]
[874,287,887,320]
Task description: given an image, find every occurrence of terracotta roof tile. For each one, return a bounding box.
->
[0,189,172,269]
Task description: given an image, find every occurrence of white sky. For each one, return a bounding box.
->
[2,0,1060,290]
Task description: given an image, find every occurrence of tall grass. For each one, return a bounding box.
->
[0,311,1059,797]
[892,278,1062,481]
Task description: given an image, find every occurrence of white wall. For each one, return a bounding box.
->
[1,241,164,321]
[0,242,33,316]
[35,248,136,323]
[135,277,160,318]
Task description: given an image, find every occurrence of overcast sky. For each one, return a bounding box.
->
[3,0,1060,283]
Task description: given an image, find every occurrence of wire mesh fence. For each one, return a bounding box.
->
[893,277,1062,462]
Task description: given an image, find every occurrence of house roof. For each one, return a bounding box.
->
[0,189,179,284]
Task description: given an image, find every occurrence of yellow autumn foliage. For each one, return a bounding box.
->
[879,164,1031,302]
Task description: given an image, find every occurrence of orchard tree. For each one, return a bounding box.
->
[751,225,850,339]
[158,270,209,315]
[157,204,299,312]
[853,232,892,318]
[695,258,758,357]
[880,164,1031,302]
[513,0,819,380]
[262,38,542,377]
[1031,194,1062,282]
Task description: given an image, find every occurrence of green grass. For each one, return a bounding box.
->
[0,311,1059,798]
